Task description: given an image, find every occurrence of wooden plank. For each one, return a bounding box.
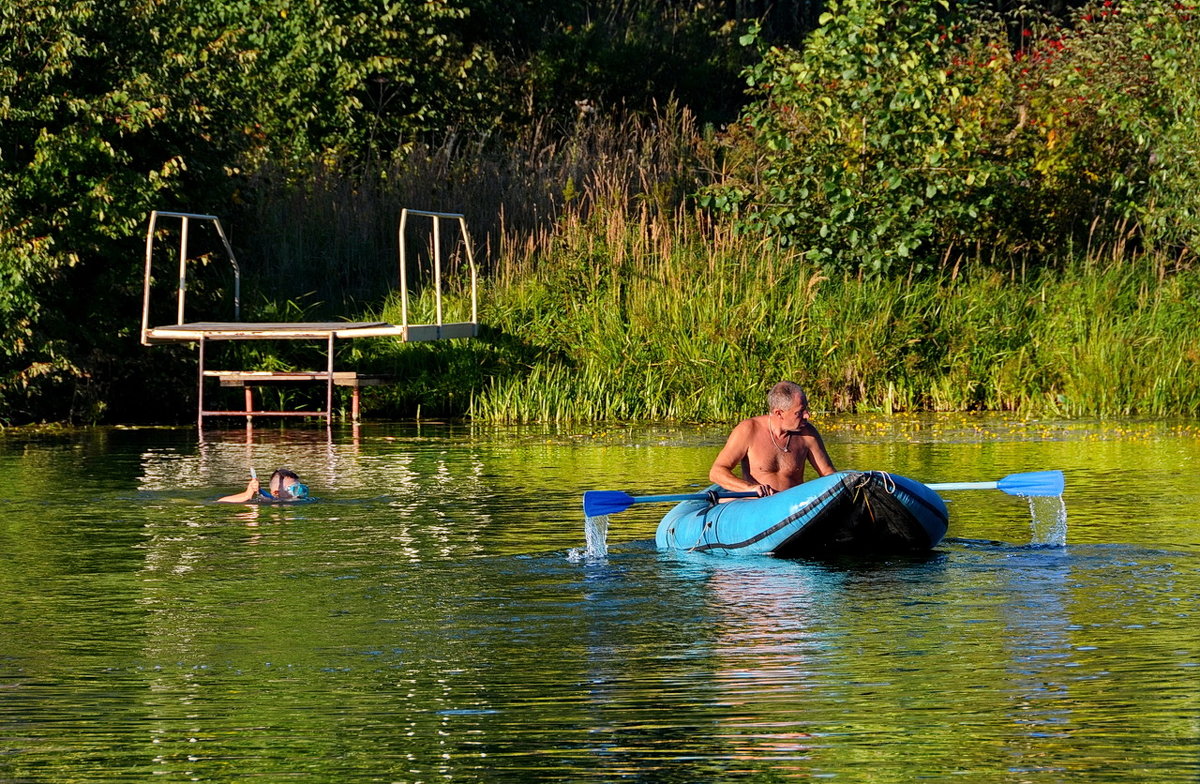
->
[145,321,388,342]
[200,409,330,418]
[336,322,478,340]
[162,321,388,332]
[207,370,392,387]
[402,322,479,341]
[144,320,477,343]
[333,375,390,388]
[208,370,358,381]
[432,322,479,340]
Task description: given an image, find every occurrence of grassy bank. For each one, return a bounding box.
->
[348,213,1200,423]
[229,106,1199,424]
[8,0,1200,427]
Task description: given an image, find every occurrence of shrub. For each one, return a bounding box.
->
[703,0,1200,276]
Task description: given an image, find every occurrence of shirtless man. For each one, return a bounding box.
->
[709,381,836,496]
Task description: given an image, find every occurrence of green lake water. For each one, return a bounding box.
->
[1,415,1198,782]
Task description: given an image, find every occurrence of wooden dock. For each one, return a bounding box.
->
[140,209,479,425]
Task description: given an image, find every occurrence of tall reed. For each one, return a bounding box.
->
[234,102,707,311]
[354,204,1200,422]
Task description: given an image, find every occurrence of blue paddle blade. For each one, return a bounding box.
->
[583,490,636,517]
[996,469,1064,497]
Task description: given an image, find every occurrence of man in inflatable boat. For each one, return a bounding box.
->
[709,381,836,497]
[218,468,310,503]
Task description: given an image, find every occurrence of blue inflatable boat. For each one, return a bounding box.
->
[655,470,949,558]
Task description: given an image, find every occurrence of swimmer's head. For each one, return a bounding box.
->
[269,468,306,498]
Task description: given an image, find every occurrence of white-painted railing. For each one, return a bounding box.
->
[397,208,479,333]
[140,211,241,345]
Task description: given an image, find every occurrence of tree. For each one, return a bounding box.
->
[0,0,493,421]
[704,0,1017,275]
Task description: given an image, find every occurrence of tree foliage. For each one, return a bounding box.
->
[704,0,1200,275]
[0,0,493,421]
[1,0,1197,422]
[704,0,1016,274]
[1103,1,1200,257]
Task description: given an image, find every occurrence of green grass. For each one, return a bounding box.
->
[348,211,1200,423]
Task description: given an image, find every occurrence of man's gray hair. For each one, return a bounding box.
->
[767,381,805,412]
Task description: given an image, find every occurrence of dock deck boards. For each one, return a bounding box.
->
[144,320,477,343]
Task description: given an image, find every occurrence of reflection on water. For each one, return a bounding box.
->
[0,416,1198,782]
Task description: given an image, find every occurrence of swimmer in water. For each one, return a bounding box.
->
[217,468,310,503]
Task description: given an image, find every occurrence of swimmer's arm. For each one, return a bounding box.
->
[217,477,260,503]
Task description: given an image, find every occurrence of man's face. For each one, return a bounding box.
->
[776,395,811,432]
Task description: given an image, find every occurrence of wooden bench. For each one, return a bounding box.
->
[203,370,392,423]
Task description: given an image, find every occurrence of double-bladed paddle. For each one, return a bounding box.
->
[582,469,1064,517]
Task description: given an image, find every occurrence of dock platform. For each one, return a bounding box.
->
[140,209,479,425]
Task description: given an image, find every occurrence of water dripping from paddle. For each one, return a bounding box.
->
[1026,493,1068,547]
[567,514,609,561]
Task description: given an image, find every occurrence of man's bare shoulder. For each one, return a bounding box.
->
[729,415,769,437]
[792,423,828,450]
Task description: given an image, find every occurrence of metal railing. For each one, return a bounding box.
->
[397,208,479,331]
[140,211,241,345]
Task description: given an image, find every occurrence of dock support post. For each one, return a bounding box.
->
[326,334,335,423]
[197,336,206,428]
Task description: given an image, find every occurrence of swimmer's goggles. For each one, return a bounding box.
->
[282,482,309,499]
[263,482,310,500]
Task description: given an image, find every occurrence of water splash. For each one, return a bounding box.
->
[1026,494,1068,547]
[567,514,609,561]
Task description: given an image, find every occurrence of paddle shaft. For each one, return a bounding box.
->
[629,491,757,506]
[927,481,996,491]
[583,488,757,516]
